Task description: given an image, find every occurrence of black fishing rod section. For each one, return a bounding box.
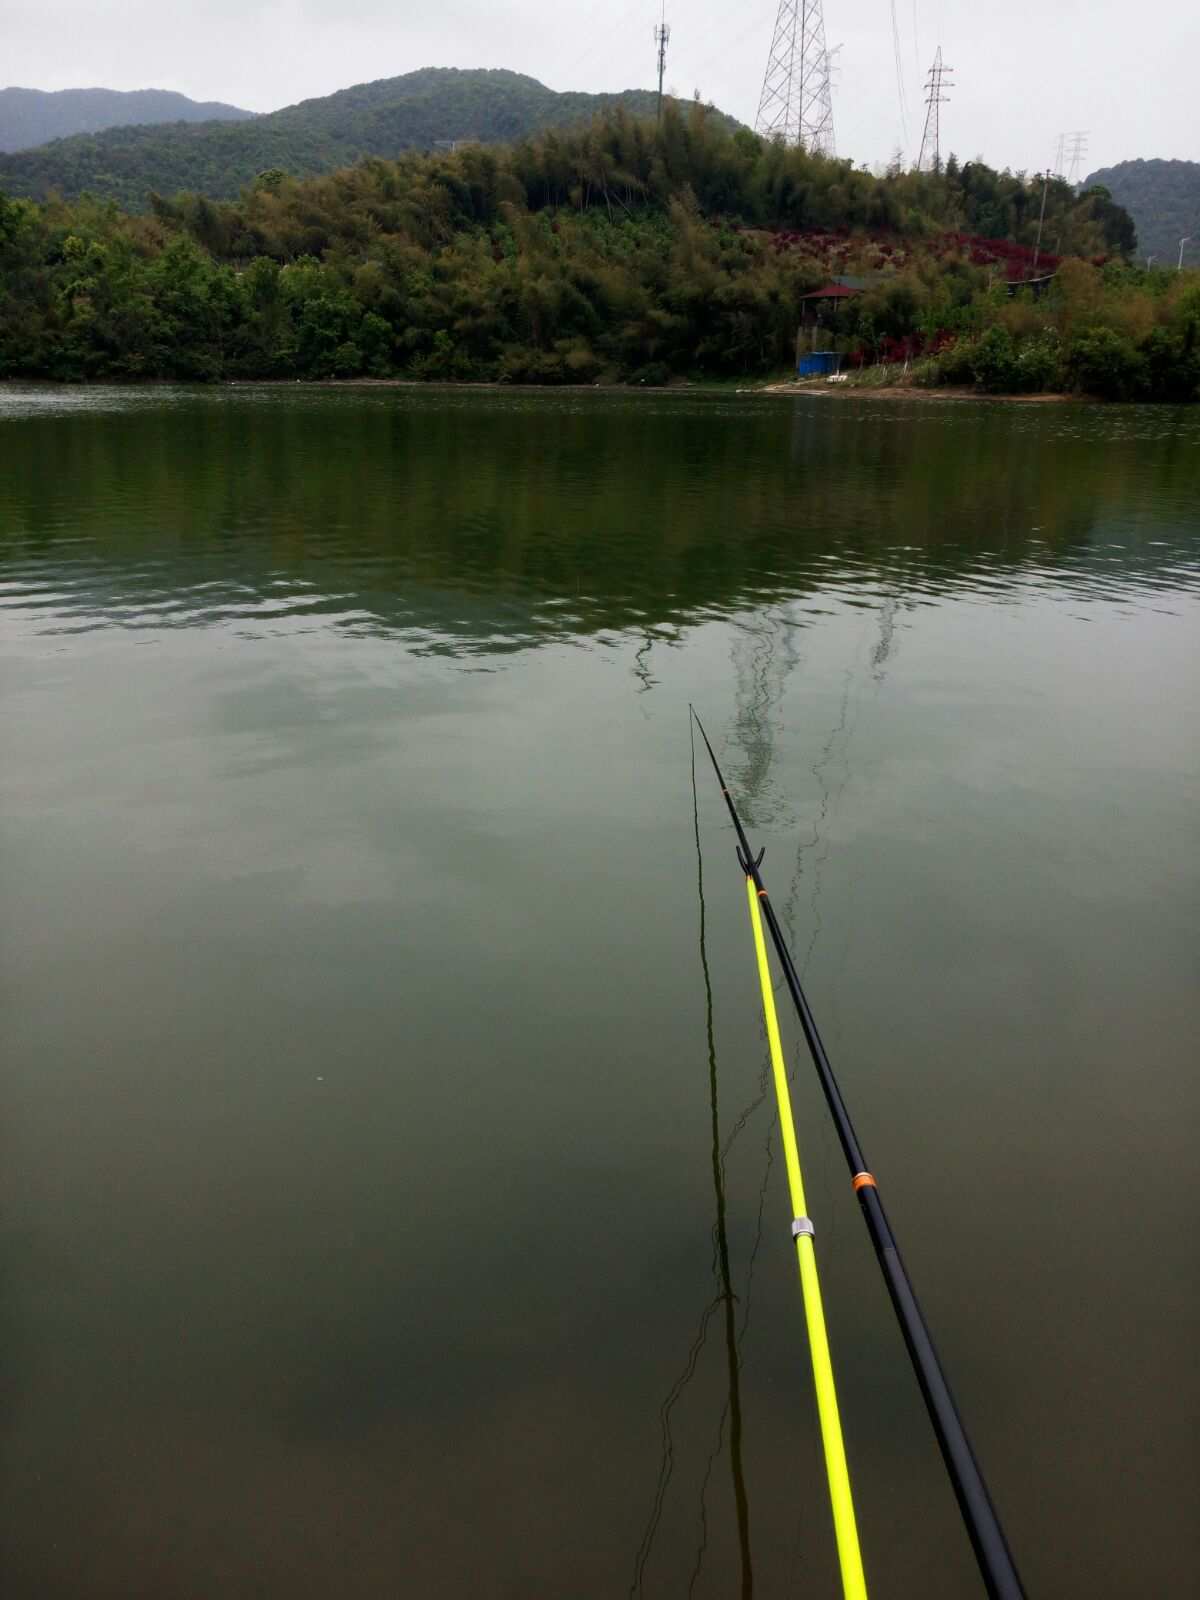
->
[691,709,1026,1600]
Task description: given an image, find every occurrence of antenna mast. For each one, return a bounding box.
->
[654,5,671,123]
[755,0,836,157]
[916,46,953,172]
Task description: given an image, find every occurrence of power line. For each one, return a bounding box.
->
[683,3,779,99]
[890,1,910,151]
[912,0,922,77]
[552,0,656,91]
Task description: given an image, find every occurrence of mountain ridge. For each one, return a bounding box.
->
[1083,157,1200,265]
[0,85,252,153]
[0,68,736,209]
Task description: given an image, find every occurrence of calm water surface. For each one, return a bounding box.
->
[1,385,1197,1598]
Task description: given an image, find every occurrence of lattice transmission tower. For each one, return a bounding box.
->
[1065,131,1089,187]
[916,47,953,171]
[755,0,836,157]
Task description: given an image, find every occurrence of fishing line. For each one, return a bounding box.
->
[691,715,754,1596]
[628,1293,724,1598]
[628,721,758,1597]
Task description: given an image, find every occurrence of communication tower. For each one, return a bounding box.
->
[755,0,836,157]
[916,47,953,172]
[654,6,671,123]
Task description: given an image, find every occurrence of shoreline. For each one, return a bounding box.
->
[3,374,1085,404]
[237,376,1082,403]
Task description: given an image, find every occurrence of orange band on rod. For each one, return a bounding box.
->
[758,888,769,898]
[852,1173,877,1192]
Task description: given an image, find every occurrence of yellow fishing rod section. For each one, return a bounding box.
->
[745,874,869,1600]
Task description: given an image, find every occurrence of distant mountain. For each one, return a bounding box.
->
[0,68,736,209]
[1083,158,1200,266]
[0,86,252,153]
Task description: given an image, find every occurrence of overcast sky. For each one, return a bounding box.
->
[5,0,1196,176]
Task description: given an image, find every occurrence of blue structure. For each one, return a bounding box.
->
[797,351,842,377]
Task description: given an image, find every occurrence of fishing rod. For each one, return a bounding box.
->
[691,709,1026,1600]
[744,855,869,1599]
[694,724,867,1598]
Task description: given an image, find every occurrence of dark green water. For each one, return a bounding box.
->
[1,384,1197,1598]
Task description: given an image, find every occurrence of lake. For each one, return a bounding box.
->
[1,384,1197,1598]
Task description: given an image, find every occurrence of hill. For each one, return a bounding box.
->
[0,68,733,208]
[1084,159,1200,265]
[0,86,251,153]
[3,105,1176,400]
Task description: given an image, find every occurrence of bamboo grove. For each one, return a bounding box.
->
[0,102,1196,398]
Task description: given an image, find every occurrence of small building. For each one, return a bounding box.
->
[798,352,843,377]
[1004,272,1057,299]
[799,277,869,307]
[796,276,870,367]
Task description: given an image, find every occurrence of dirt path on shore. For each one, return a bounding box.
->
[758,381,1075,403]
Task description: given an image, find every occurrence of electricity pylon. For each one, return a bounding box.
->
[755,0,837,157]
[916,46,953,172]
[1065,131,1089,187]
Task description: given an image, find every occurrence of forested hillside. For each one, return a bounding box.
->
[1085,159,1200,265]
[0,68,730,209]
[0,86,251,153]
[1,105,1193,399]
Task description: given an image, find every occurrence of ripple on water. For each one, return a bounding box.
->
[0,387,1198,659]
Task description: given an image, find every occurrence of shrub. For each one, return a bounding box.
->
[1143,327,1200,402]
[971,325,1019,392]
[932,335,977,385]
[628,360,671,386]
[1064,328,1147,400]
[1012,331,1061,393]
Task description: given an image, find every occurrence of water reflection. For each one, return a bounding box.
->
[2,388,1198,658]
[630,726,756,1598]
[1,386,1198,1600]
